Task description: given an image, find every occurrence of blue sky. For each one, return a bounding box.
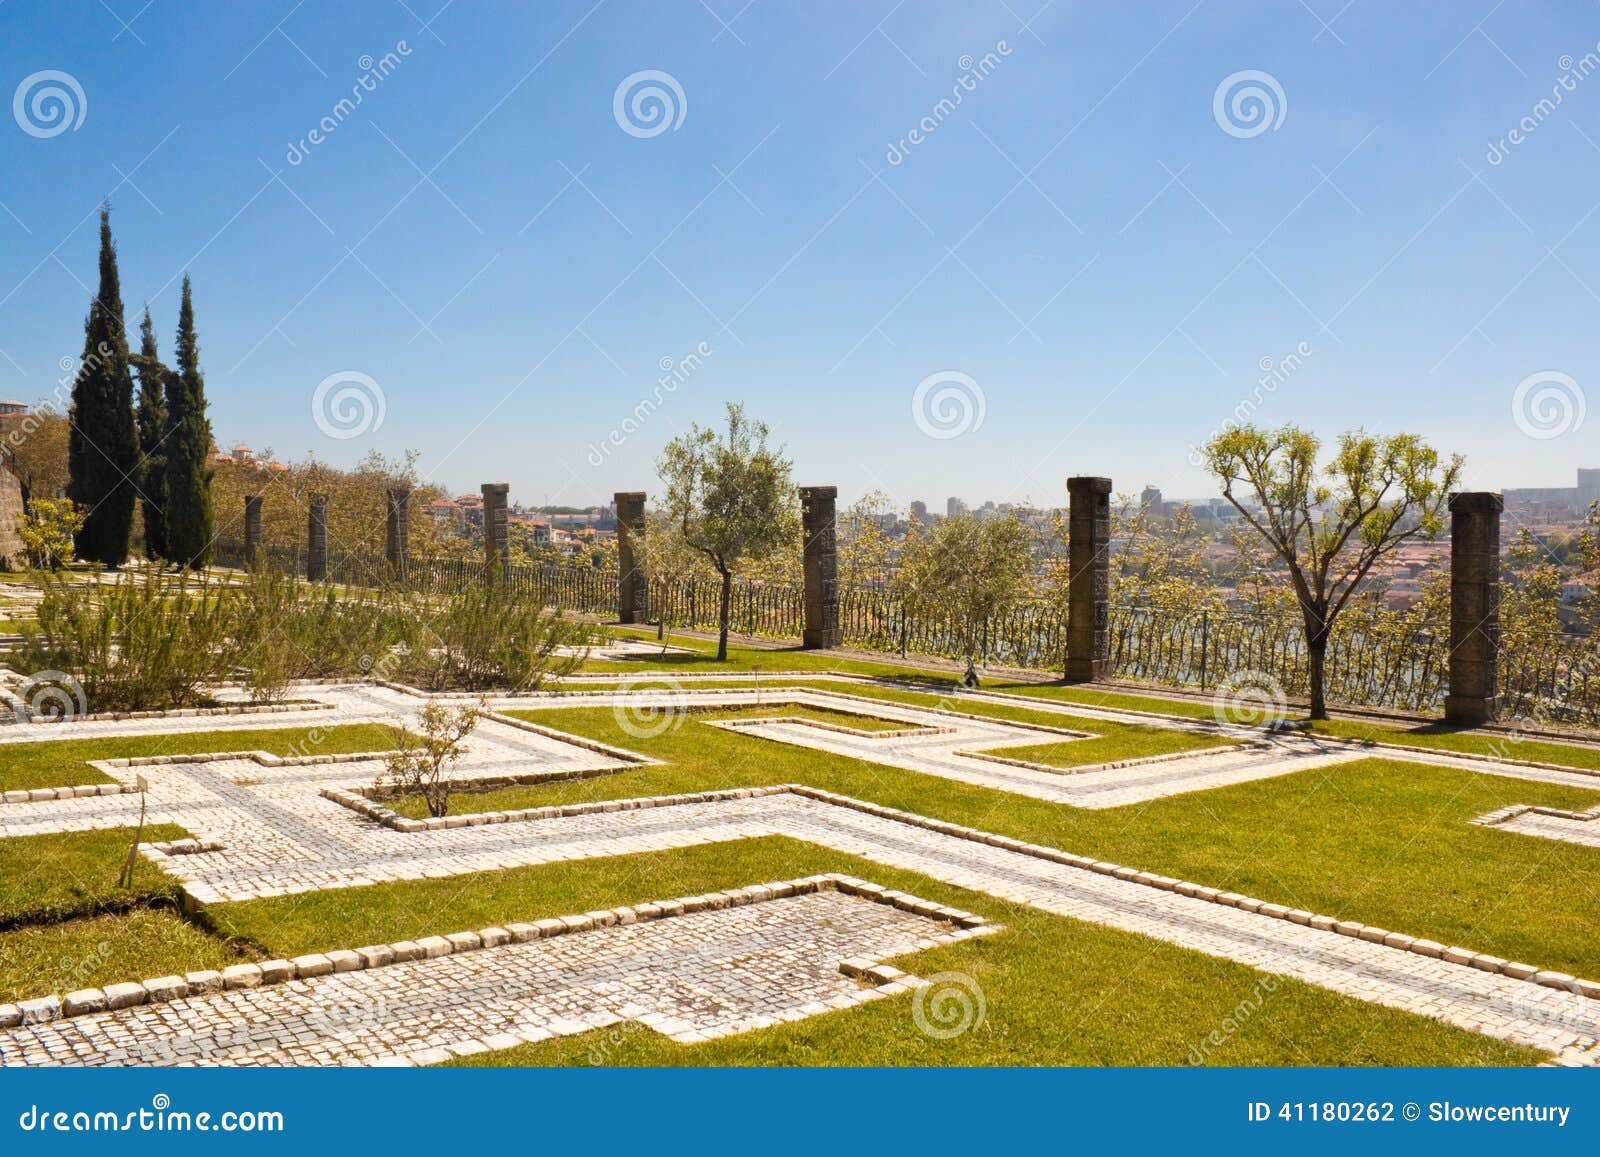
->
[2,0,1598,510]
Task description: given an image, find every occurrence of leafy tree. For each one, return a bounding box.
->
[163,277,215,568]
[893,512,1033,679]
[837,489,897,589]
[1501,527,1564,648]
[18,496,84,569]
[66,207,140,566]
[133,305,168,560]
[1204,424,1462,719]
[656,403,798,660]
[2,405,71,498]
[1108,497,1225,616]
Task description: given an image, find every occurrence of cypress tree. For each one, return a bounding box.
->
[66,207,140,566]
[163,276,214,569]
[134,306,168,560]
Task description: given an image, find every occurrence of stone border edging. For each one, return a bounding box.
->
[957,739,1270,778]
[321,783,792,833]
[2,781,142,804]
[1473,802,1600,828]
[0,872,994,1029]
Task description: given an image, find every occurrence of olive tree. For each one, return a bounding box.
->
[1204,424,1461,719]
[893,512,1033,682]
[656,403,798,660]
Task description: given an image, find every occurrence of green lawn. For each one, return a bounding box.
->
[0,722,405,793]
[207,836,1534,1068]
[1,635,1597,1065]
[0,824,190,926]
[0,908,243,1004]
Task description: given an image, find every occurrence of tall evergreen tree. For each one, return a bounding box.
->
[66,207,140,566]
[163,276,215,569]
[133,305,168,560]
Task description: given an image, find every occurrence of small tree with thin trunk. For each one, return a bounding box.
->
[893,512,1033,680]
[1204,424,1462,720]
[656,403,797,660]
[378,699,481,818]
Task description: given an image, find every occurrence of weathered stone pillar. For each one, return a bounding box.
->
[385,486,410,583]
[481,483,510,584]
[1065,476,1112,682]
[615,491,648,624]
[243,495,262,561]
[800,485,841,649]
[1445,492,1502,726]
[306,494,328,582]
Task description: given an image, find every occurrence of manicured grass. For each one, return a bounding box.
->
[466,698,1600,980]
[1308,718,1600,772]
[701,704,916,732]
[583,627,957,686]
[209,836,1534,1067]
[0,908,245,1003]
[974,728,1231,769]
[0,723,406,793]
[0,824,190,925]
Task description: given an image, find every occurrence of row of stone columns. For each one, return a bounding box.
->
[609,481,1507,724]
[240,487,414,584]
[245,477,1507,724]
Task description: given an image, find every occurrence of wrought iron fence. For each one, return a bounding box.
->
[211,537,1599,726]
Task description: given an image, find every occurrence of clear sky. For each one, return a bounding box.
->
[2,0,1597,510]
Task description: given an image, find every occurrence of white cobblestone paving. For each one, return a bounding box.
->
[1475,804,1600,849]
[4,680,1600,1063]
[0,889,949,1066]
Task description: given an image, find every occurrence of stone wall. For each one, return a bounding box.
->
[0,465,25,569]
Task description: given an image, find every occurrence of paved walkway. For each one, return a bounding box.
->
[0,887,956,1066]
[4,680,1600,1064]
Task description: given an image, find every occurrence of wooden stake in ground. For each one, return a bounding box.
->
[118,775,147,888]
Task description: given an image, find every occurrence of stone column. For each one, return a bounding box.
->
[481,483,510,585]
[306,494,328,582]
[1444,492,1502,726]
[1065,476,1112,683]
[243,495,263,562]
[615,491,648,624]
[800,485,841,649]
[385,486,410,583]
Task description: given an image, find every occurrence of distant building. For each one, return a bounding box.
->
[946,496,967,518]
[1503,468,1600,516]
[909,500,928,522]
[1140,486,1164,518]
[0,400,26,417]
